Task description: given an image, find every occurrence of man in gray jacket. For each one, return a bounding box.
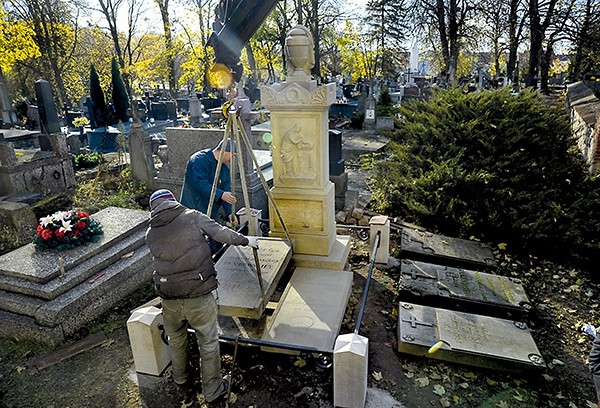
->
[145,189,259,405]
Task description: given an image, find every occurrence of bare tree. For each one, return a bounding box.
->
[413,0,478,85]
[538,0,575,92]
[506,0,527,81]
[567,0,600,80]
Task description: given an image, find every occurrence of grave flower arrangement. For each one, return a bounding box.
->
[33,210,103,251]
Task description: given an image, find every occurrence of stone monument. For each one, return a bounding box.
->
[34,80,61,135]
[0,80,18,127]
[260,25,350,265]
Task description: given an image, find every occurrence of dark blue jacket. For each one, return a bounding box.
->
[180,148,232,221]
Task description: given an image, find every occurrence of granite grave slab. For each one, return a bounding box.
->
[397,302,546,371]
[0,206,153,345]
[0,228,146,300]
[214,237,292,319]
[0,207,148,283]
[398,259,531,319]
[400,227,497,270]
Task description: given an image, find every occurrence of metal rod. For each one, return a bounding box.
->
[233,115,294,249]
[207,118,232,218]
[225,335,239,408]
[231,113,267,310]
[354,230,381,335]
[218,333,331,355]
[336,224,370,230]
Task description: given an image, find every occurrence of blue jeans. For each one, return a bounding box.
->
[161,294,224,402]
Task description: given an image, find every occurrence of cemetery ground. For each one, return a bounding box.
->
[0,230,599,407]
[1,129,599,407]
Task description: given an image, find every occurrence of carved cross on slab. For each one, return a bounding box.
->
[402,315,435,329]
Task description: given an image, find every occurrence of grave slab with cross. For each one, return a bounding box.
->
[397,302,546,371]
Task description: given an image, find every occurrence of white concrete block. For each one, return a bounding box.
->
[334,333,369,408]
[369,216,390,264]
[126,306,170,376]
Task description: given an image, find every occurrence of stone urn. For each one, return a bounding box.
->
[285,25,314,80]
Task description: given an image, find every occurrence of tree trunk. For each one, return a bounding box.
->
[570,0,591,80]
[506,0,520,80]
[539,44,552,93]
[435,0,451,81]
[311,0,321,82]
[448,0,460,85]
[155,0,176,97]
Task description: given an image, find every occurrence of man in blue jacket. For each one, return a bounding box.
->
[181,139,238,253]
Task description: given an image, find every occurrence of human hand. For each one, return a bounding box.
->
[222,192,237,204]
[229,214,239,228]
[246,236,259,249]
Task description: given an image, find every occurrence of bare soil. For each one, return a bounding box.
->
[0,233,598,408]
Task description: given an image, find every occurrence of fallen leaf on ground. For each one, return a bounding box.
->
[439,397,450,407]
[372,371,383,381]
[415,377,429,387]
[293,357,306,367]
[433,384,445,396]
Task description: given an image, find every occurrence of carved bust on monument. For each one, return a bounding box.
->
[284,25,314,82]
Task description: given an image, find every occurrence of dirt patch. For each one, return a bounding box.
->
[0,236,598,407]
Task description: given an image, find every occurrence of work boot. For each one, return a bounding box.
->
[206,376,230,407]
[176,378,198,405]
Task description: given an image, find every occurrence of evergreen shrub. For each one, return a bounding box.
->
[365,87,600,262]
[376,85,397,117]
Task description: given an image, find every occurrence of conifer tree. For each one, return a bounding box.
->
[90,64,109,128]
[111,57,130,123]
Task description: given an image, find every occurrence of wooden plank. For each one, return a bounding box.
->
[33,332,108,370]
[262,268,353,354]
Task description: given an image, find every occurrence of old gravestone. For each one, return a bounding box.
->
[398,259,531,319]
[0,207,152,345]
[397,302,546,371]
[34,80,61,135]
[214,237,292,319]
[399,226,497,270]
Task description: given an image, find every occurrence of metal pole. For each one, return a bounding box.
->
[207,118,232,218]
[232,112,266,310]
[218,333,330,355]
[234,115,294,248]
[354,231,381,335]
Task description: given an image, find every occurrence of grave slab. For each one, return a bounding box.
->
[0,228,146,300]
[0,206,148,283]
[397,302,546,371]
[262,268,353,354]
[398,259,530,318]
[215,238,292,319]
[400,227,497,270]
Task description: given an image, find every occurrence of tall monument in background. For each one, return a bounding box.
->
[261,25,350,266]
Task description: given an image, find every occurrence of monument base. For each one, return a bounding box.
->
[269,183,336,256]
[292,235,351,270]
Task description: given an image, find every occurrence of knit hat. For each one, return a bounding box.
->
[149,189,176,210]
[215,138,236,153]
